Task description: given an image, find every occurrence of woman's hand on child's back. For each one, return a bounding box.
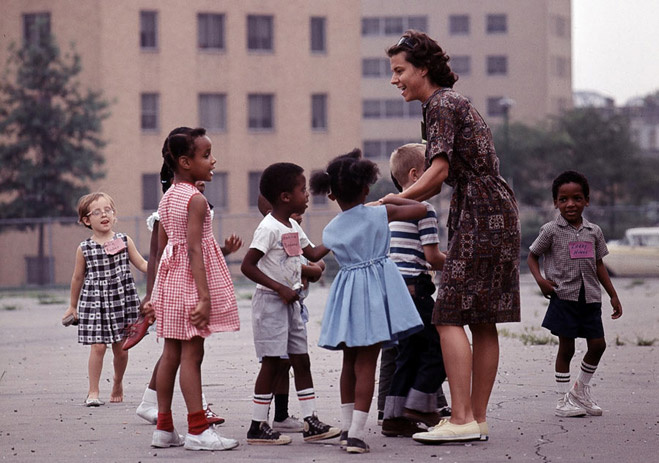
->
[190,299,211,329]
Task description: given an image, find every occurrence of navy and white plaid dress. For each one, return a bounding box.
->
[77,233,141,345]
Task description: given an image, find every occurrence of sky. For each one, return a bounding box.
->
[572,0,659,104]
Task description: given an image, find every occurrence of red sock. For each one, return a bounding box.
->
[187,409,209,435]
[157,411,174,432]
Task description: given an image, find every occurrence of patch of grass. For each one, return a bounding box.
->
[2,304,18,311]
[615,336,625,346]
[497,326,557,345]
[37,294,66,305]
[625,279,645,289]
[636,337,657,347]
[237,292,253,301]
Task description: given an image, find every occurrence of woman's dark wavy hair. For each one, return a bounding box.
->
[160,127,207,184]
[386,30,458,88]
[310,148,379,203]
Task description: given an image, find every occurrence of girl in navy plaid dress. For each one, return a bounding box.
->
[62,192,147,406]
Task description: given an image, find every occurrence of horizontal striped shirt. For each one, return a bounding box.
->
[529,215,608,303]
[389,201,440,279]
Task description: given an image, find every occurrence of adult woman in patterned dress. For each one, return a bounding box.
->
[384,30,521,443]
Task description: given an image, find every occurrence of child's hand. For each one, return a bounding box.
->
[276,285,299,305]
[610,295,623,319]
[190,300,211,329]
[537,278,558,298]
[62,306,78,325]
[140,300,156,323]
[222,234,243,255]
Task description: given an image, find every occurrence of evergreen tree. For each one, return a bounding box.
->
[0,28,110,284]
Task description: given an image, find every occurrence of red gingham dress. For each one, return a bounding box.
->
[152,182,240,339]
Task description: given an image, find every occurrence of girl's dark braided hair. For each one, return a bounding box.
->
[160,127,207,191]
[386,30,458,88]
[310,148,379,203]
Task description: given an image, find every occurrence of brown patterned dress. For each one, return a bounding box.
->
[423,88,520,325]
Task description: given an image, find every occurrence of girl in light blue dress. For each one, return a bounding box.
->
[305,149,426,454]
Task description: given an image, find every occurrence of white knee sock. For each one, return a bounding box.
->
[577,361,598,385]
[252,393,273,422]
[555,371,571,394]
[348,410,369,440]
[297,388,316,418]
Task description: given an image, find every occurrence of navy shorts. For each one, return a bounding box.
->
[542,287,604,339]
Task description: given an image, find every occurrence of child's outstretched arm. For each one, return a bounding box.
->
[302,243,330,263]
[188,194,211,329]
[63,247,85,322]
[221,233,243,256]
[527,252,557,298]
[380,195,427,222]
[596,259,622,319]
[126,235,148,273]
[241,249,299,304]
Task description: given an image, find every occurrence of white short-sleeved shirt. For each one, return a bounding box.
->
[249,213,311,291]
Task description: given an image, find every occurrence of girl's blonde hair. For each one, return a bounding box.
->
[77,192,116,229]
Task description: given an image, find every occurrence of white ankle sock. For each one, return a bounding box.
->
[577,361,598,385]
[341,403,354,430]
[142,387,157,405]
[555,371,571,393]
[297,388,316,418]
[348,410,369,440]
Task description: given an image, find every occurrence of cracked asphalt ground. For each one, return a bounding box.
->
[1,274,657,462]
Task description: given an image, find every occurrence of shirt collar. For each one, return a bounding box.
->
[556,214,594,230]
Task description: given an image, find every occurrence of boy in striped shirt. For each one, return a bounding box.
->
[380,143,449,438]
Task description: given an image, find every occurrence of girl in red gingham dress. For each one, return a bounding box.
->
[149,127,240,451]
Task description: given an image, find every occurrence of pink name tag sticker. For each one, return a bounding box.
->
[281,232,302,257]
[104,237,127,255]
[569,241,594,259]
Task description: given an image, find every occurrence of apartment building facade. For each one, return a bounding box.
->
[0,0,361,286]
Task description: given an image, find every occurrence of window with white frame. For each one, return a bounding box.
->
[449,15,469,35]
[248,171,263,207]
[486,14,507,34]
[248,94,274,130]
[140,11,158,49]
[451,56,471,76]
[361,16,428,36]
[23,12,50,47]
[142,173,160,210]
[407,16,427,32]
[141,93,159,131]
[362,99,423,119]
[311,94,327,130]
[199,94,227,131]
[363,139,417,160]
[198,13,225,50]
[310,17,326,52]
[362,58,390,78]
[203,172,227,210]
[486,56,508,75]
[247,15,274,51]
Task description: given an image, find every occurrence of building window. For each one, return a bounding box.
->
[363,139,415,160]
[247,15,274,51]
[199,94,227,131]
[311,94,327,130]
[551,56,570,79]
[449,15,470,35]
[248,94,274,130]
[362,58,390,78]
[310,17,326,52]
[361,17,380,36]
[204,172,227,210]
[363,99,422,119]
[408,16,428,32]
[198,13,225,50]
[141,93,159,131]
[487,56,508,75]
[451,56,471,76]
[487,97,505,117]
[363,100,381,119]
[248,171,263,207]
[384,17,404,35]
[140,11,158,49]
[142,173,160,210]
[23,12,50,47]
[385,100,404,118]
[486,14,507,34]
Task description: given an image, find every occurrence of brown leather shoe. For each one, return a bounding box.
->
[403,408,442,427]
[381,417,427,437]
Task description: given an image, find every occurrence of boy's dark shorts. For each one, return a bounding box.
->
[542,292,604,339]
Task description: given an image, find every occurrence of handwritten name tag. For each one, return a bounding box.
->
[104,237,127,255]
[569,241,594,259]
[281,232,302,257]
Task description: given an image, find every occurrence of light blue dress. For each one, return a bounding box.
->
[318,204,423,350]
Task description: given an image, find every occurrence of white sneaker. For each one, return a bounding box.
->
[136,402,158,424]
[412,419,481,443]
[152,429,184,447]
[184,428,239,451]
[272,415,304,433]
[569,381,603,416]
[555,393,587,417]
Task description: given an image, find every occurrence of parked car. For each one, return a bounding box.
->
[604,227,659,277]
